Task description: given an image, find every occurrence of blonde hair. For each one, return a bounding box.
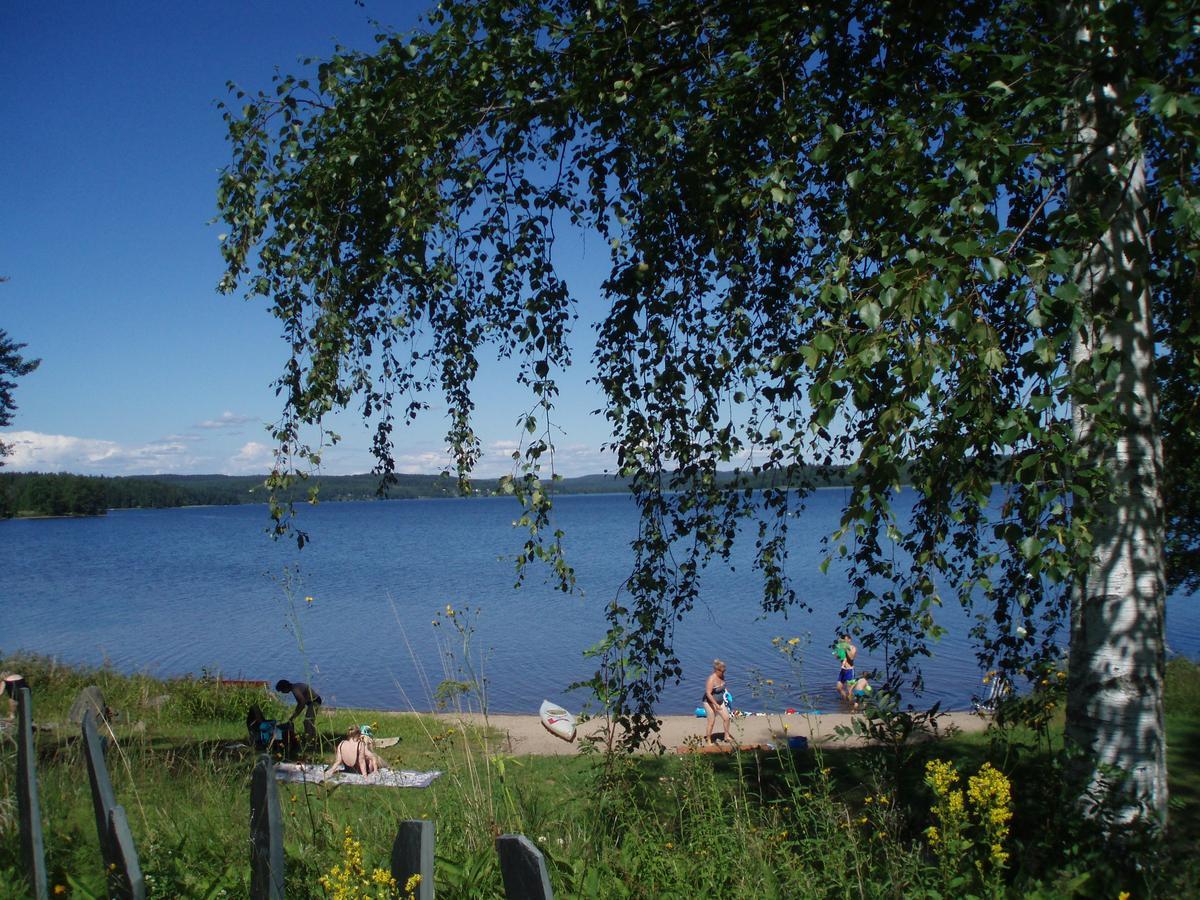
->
[714,659,726,671]
[346,725,363,740]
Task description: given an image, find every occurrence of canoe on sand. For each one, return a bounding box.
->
[539,700,577,743]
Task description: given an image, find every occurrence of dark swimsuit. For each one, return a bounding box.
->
[703,682,727,707]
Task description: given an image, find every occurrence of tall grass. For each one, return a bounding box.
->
[2,653,1198,898]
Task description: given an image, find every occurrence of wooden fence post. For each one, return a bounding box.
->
[250,754,285,899]
[391,819,434,899]
[82,709,117,870]
[495,834,554,900]
[16,687,49,900]
[107,806,146,899]
[81,707,145,899]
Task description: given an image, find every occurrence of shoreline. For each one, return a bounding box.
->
[415,710,992,756]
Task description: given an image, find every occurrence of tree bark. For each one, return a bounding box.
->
[1066,13,1167,830]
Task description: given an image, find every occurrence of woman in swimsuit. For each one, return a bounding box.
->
[703,659,731,745]
[324,725,384,778]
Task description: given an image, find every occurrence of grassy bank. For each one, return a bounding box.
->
[2,653,1198,898]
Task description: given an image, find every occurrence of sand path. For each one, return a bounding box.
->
[429,710,990,756]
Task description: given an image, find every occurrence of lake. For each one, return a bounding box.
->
[2,490,1196,715]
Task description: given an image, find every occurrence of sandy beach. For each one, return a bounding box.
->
[432,710,991,756]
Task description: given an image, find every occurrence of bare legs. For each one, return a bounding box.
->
[705,702,731,744]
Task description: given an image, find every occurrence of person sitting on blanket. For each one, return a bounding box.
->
[324,725,385,778]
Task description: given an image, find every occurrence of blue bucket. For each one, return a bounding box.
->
[694,707,707,718]
[787,736,809,751]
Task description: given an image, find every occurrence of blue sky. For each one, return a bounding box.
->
[1,1,614,478]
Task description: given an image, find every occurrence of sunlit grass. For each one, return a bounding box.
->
[1,653,1198,897]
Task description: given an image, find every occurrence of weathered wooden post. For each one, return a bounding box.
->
[81,708,145,898]
[391,819,434,899]
[250,754,285,899]
[107,806,146,899]
[16,687,49,900]
[496,834,554,900]
[82,708,117,868]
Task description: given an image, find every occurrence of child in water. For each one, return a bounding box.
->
[850,674,874,710]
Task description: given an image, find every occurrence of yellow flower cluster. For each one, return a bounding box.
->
[925,759,967,867]
[925,759,1015,884]
[967,763,1013,868]
[925,758,959,795]
[319,827,402,899]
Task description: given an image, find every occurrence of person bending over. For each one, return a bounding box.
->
[274,679,322,738]
[850,674,874,711]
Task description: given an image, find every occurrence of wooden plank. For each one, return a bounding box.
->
[108,805,146,899]
[495,834,554,900]
[16,687,49,900]
[82,708,118,869]
[250,754,285,899]
[391,820,434,900]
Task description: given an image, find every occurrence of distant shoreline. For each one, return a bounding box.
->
[2,468,861,520]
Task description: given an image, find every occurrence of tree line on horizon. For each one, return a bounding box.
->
[0,465,857,518]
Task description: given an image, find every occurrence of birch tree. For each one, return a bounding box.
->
[217,0,1199,829]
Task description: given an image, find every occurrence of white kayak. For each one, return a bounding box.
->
[539,699,577,743]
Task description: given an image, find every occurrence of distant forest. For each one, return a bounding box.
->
[0,466,855,519]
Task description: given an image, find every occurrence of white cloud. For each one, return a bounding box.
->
[0,431,616,479]
[226,441,275,474]
[0,430,203,474]
[196,411,257,430]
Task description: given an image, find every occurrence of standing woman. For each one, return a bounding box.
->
[703,659,731,745]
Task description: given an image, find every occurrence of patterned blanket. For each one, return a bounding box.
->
[274,763,442,789]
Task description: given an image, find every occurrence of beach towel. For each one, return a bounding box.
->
[273,762,442,789]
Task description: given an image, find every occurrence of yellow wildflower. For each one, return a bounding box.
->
[925,758,960,795]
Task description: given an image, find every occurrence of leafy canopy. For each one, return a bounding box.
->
[219,0,1199,738]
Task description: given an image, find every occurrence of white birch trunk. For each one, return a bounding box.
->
[1066,12,1167,830]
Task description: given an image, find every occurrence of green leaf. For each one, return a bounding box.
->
[858,301,882,328]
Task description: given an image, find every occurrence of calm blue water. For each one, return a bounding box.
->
[2,491,1196,714]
